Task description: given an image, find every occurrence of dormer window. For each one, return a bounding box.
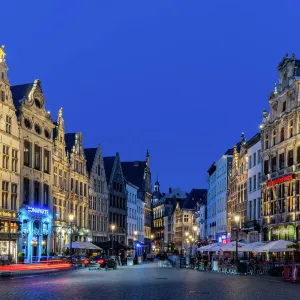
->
[34,98,42,109]
[282,101,286,112]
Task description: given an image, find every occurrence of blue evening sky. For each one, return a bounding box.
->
[2,0,300,193]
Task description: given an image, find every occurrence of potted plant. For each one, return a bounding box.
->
[18,252,25,264]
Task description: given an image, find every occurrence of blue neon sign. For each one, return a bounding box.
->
[26,206,49,215]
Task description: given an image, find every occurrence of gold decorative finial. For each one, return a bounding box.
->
[0,45,6,62]
[58,107,63,118]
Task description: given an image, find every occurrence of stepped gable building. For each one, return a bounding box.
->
[11,79,55,260]
[261,54,300,241]
[227,135,249,242]
[52,107,69,254]
[65,132,89,242]
[120,150,152,248]
[0,45,21,263]
[103,153,127,245]
[85,146,109,243]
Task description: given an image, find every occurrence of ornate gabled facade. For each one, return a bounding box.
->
[11,79,55,261]
[227,134,248,242]
[65,132,89,242]
[85,146,109,243]
[104,153,127,246]
[52,108,69,254]
[0,45,21,263]
[261,54,300,241]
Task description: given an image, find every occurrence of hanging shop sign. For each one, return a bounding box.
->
[26,206,49,215]
[267,174,293,187]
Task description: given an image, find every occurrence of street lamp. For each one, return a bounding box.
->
[234,215,240,264]
[111,224,116,256]
[69,214,74,264]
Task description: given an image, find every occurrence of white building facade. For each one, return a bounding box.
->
[215,150,232,242]
[126,181,138,247]
[246,134,262,242]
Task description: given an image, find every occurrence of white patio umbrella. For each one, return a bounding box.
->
[253,240,295,252]
[63,241,86,249]
[241,242,266,252]
[197,243,222,252]
[82,242,101,250]
[220,241,247,252]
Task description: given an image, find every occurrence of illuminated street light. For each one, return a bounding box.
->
[111,225,116,256]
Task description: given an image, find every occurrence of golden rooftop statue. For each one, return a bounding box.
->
[0,45,6,62]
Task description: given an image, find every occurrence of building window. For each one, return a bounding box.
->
[249,156,252,169]
[84,184,87,197]
[257,150,261,164]
[6,116,12,134]
[253,175,257,191]
[12,149,18,172]
[1,90,5,102]
[34,144,41,170]
[279,153,285,170]
[24,140,31,167]
[289,120,294,138]
[54,167,58,186]
[282,101,286,112]
[249,178,252,192]
[264,160,269,175]
[280,128,285,142]
[272,130,276,146]
[2,145,9,169]
[184,215,189,222]
[1,181,9,209]
[43,184,49,207]
[11,184,17,211]
[71,178,74,191]
[59,169,63,189]
[34,181,40,205]
[253,153,257,167]
[24,178,30,205]
[288,149,294,167]
[44,149,50,173]
[271,156,277,172]
[265,134,269,149]
[297,146,300,164]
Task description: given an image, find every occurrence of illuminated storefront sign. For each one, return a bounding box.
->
[0,210,16,218]
[26,206,49,215]
[267,174,293,187]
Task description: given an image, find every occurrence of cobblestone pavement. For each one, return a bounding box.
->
[1,263,300,300]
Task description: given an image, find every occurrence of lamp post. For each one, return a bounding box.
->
[234,215,240,265]
[69,214,74,264]
[134,230,138,256]
[111,224,115,256]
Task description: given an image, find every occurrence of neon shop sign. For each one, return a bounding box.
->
[26,206,49,215]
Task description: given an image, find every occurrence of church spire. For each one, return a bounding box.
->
[146,149,150,167]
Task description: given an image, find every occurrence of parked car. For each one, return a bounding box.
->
[88,255,117,270]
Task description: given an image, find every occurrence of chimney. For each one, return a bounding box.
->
[169,187,172,193]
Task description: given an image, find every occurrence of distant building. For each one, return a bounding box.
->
[121,151,152,251]
[245,133,262,242]
[103,153,127,246]
[227,134,248,242]
[85,146,109,243]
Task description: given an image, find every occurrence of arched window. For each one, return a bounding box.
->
[280,128,285,142]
